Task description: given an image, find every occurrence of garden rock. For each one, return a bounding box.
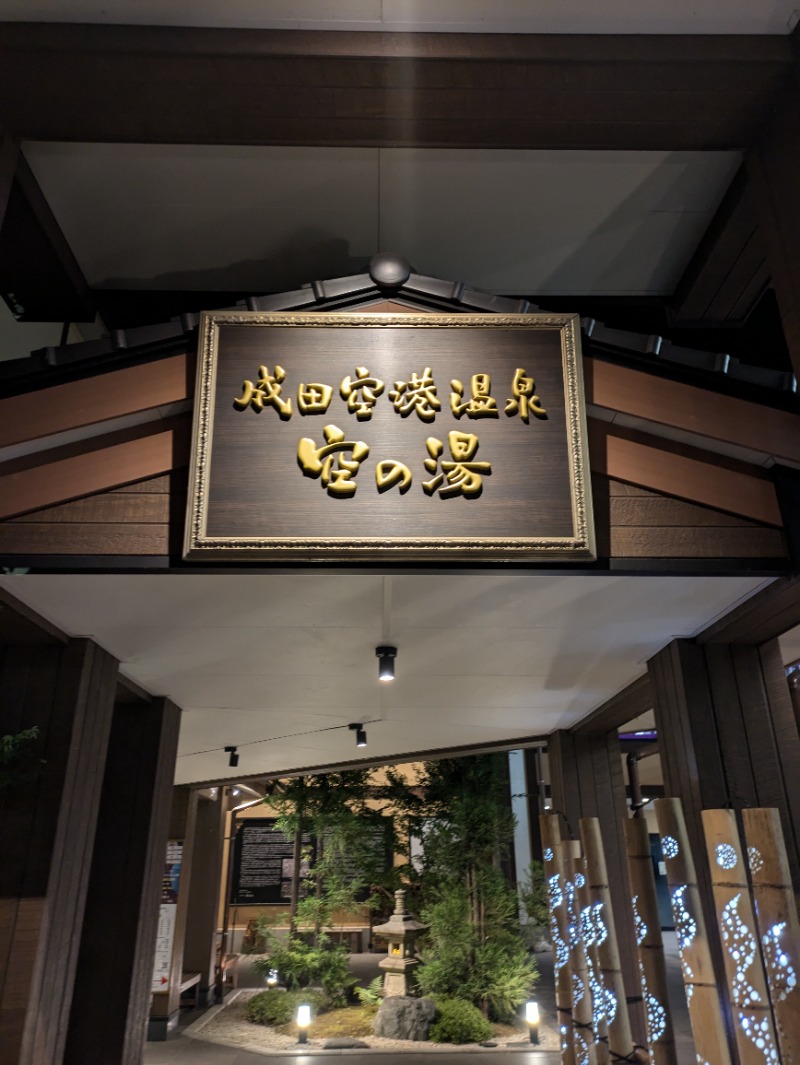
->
[323,1038,370,1049]
[373,996,436,1041]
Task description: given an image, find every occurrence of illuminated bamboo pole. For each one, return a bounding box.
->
[623,816,677,1065]
[573,841,610,1065]
[701,809,780,1065]
[580,817,636,1063]
[653,798,732,1065]
[559,839,598,1065]
[742,807,800,1065]
[541,813,577,1065]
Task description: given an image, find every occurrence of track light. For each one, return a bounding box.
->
[376,645,397,682]
[349,723,367,748]
[224,745,239,767]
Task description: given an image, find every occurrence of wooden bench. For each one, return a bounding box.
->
[178,971,202,1008]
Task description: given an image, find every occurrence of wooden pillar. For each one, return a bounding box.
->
[182,790,226,1005]
[0,126,19,233]
[548,728,645,1045]
[789,668,800,730]
[0,637,118,1065]
[148,786,198,1038]
[524,747,545,861]
[63,694,181,1065]
[746,72,800,381]
[648,637,800,894]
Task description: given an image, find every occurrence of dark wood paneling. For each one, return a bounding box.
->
[0,354,194,450]
[0,26,790,150]
[64,697,181,1065]
[0,523,171,555]
[183,794,226,998]
[588,419,783,526]
[610,524,785,558]
[573,673,652,736]
[697,575,800,644]
[0,414,192,520]
[7,493,171,524]
[746,81,800,380]
[0,638,118,1065]
[671,166,767,326]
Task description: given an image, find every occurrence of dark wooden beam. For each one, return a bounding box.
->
[669,165,768,326]
[0,25,791,150]
[0,152,95,322]
[0,125,18,233]
[572,673,652,735]
[696,574,800,646]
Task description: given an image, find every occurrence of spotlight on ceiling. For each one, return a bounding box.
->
[349,723,368,748]
[224,745,239,767]
[376,645,397,682]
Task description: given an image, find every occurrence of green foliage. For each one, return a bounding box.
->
[0,726,41,792]
[518,860,549,928]
[246,988,328,1027]
[385,754,538,1020]
[353,975,384,1010]
[252,934,354,1005]
[428,998,494,1044]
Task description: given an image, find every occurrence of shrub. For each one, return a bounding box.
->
[246,988,328,1027]
[252,937,354,1005]
[429,998,494,1044]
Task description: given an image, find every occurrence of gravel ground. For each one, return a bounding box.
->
[186,991,561,1055]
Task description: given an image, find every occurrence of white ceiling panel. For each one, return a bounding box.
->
[379,149,741,294]
[0,1,795,34]
[23,144,379,292]
[23,143,740,297]
[0,573,770,785]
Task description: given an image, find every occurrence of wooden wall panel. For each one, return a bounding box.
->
[0,639,118,1065]
[64,697,181,1065]
[0,470,786,564]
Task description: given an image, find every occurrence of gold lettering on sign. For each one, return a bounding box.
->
[505,368,547,421]
[375,460,413,494]
[388,367,441,422]
[297,425,369,497]
[297,382,333,414]
[422,431,491,498]
[340,367,385,420]
[233,364,293,418]
[450,373,499,419]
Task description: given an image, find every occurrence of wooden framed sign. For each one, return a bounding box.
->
[184,312,595,561]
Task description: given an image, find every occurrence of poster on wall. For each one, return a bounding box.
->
[229,818,315,905]
[151,839,183,992]
[184,312,594,562]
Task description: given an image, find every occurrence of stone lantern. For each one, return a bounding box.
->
[372,889,428,997]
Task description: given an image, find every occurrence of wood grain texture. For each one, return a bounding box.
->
[0,354,194,450]
[0,25,789,150]
[585,360,800,468]
[65,699,182,1065]
[588,419,782,525]
[0,416,191,520]
[0,639,118,1065]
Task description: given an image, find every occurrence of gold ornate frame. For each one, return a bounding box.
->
[184,311,595,561]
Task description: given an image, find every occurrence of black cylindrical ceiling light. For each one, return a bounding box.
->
[349,723,368,748]
[224,745,239,767]
[376,645,397,682]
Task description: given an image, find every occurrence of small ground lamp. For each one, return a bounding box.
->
[525,1000,540,1044]
[265,968,278,988]
[296,1002,312,1044]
